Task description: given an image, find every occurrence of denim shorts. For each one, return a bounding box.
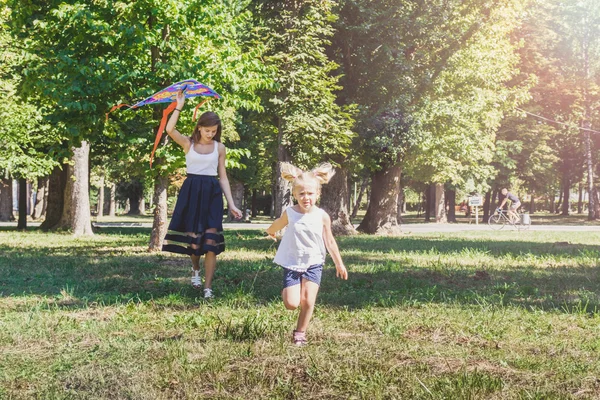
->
[282,264,323,288]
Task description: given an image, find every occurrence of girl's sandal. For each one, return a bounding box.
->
[191,269,202,289]
[292,330,307,347]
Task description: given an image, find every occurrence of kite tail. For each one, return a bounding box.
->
[105,103,133,121]
[150,102,178,168]
[192,99,211,121]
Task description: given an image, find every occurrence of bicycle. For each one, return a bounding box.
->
[488,208,530,230]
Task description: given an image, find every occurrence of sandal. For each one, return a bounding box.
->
[292,330,307,347]
[203,288,214,299]
[191,269,201,288]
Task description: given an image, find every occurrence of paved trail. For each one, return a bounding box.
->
[2,221,599,232]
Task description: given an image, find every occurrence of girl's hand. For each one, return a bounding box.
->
[266,232,277,242]
[176,90,185,109]
[229,205,243,220]
[336,264,348,280]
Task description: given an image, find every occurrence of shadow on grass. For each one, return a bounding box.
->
[0,228,598,315]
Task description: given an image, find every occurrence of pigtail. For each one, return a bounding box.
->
[280,162,304,182]
[311,163,335,185]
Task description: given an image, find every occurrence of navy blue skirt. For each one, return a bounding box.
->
[162,174,225,256]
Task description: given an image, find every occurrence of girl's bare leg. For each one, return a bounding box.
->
[204,251,216,289]
[296,279,319,332]
[188,232,201,271]
[203,228,218,289]
[191,254,200,270]
[282,284,301,310]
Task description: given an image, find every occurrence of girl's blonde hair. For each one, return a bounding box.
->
[280,162,335,193]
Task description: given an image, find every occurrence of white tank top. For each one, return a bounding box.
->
[186,141,218,176]
[273,206,327,272]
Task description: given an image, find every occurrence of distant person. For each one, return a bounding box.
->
[162,90,242,299]
[498,188,521,223]
[266,162,348,346]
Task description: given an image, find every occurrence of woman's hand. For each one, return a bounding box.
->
[176,90,185,109]
[229,205,243,220]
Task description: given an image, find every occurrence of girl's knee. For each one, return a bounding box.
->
[283,298,300,310]
[300,296,316,310]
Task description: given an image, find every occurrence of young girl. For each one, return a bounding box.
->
[162,90,242,299]
[266,162,348,346]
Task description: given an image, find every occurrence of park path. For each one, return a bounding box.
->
[2,221,600,232]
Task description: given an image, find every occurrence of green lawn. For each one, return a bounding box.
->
[1,228,599,399]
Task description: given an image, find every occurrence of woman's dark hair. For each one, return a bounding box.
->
[191,111,221,143]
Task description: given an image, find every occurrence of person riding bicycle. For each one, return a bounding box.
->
[497,188,521,224]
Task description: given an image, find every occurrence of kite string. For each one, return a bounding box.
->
[149,101,178,168]
[515,107,600,134]
[193,98,211,121]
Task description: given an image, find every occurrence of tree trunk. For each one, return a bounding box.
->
[274,134,293,217]
[549,191,555,214]
[446,189,456,223]
[17,178,27,230]
[357,164,402,234]
[584,129,595,219]
[530,192,536,214]
[417,191,424,217]
[434,183,446,223]
[148,19,171,249]
[321,165,356,235]
[97,175,105,217]
[556,189,563,214]
[27,182,33,215]
[482,190,491,221]
[56,141,93,235]
[396,188,404,224]
[350,177,368,219]
[561,177,570,216]
[424,184,432,222]
[139,198,146,215]
[149,174,169,251]
[108,183,116,216]
[125,196,141,215]
[0,178,13,221]
[32,176,49,220]
[125,195,142,215]
[577,183,583,214]
[40,166,68,230]
[228,180,244,221]
[251,189,258,218]
[593,187,600,219]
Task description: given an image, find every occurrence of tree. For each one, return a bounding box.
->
[254,0,354,223]
[496,0,600,217]
[332,0,527,233]
[9,0,124,235]
[103,0,270,250]
[0,3,59,224]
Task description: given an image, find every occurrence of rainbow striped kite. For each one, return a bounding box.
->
[106,79,221,167]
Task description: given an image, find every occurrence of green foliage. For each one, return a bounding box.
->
[407,2,531,190]
[9,0,272,186]
[0,3,59,179]
[495,0,600,196]
[255,0,354,168]
[333,0,530,187]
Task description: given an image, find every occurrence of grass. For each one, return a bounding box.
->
[1,227,600,399]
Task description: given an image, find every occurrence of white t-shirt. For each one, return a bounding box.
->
[273,206,327,272]
[186,141,218,176]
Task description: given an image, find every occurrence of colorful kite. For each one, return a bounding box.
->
[106,79,221,167]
